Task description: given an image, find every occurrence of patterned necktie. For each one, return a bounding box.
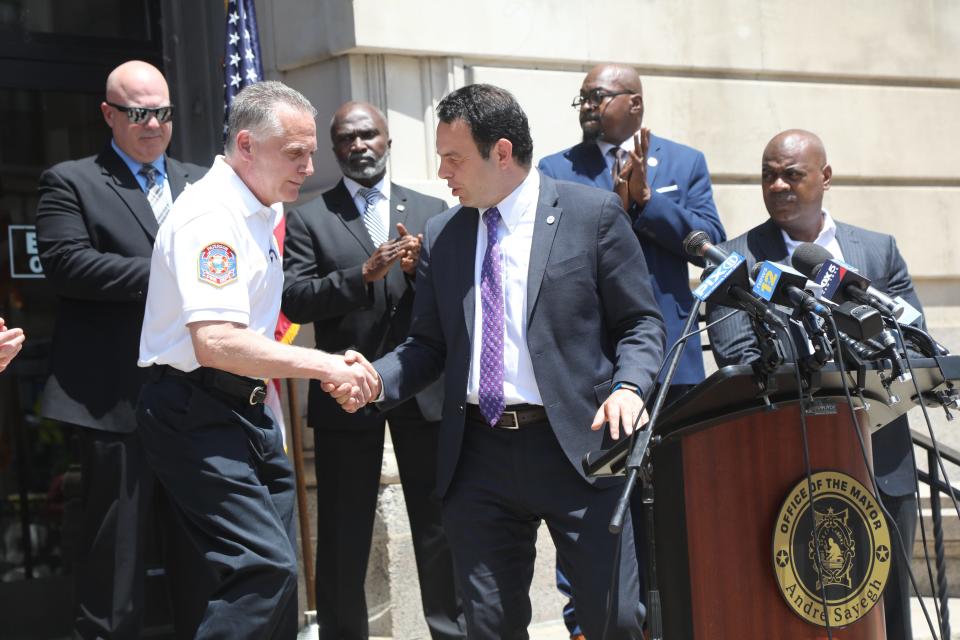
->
[138,164,171,226]
[478,207,505,427]
[357,187,388,247]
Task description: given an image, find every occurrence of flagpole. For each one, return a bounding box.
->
[286,378,316,610]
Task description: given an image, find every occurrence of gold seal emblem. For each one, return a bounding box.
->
[772,471,890,628]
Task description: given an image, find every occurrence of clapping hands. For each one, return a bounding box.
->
[321,349,381,413]
[612,127,652,212]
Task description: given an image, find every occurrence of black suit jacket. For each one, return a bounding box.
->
[282,180,447,430]
[706,217,921,496]
[36,145,207,432]
[374,173,666,497]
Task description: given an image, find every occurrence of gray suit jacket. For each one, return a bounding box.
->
[706,217,921,496]
[374,172,666,497]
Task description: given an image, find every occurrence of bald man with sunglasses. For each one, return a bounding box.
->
[35,60,207,639]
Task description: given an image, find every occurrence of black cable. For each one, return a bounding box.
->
[891,317,960,521]
[827,315,942,640]
[778,327,835,640]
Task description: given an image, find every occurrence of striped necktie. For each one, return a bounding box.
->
[357,187,388,247]
[138,164,171,226]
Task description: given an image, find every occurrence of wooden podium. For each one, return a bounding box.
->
[586,357,960,639]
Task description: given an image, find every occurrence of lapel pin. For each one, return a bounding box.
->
[647,156,659,167]
[396,204,406,212]
[546,215,556,225]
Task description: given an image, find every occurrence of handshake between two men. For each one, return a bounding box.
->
[317,349,651,440]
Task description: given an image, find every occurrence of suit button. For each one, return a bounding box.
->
[391,305,398,314]
[458,405,464,413]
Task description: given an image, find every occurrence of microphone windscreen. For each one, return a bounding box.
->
[750,261,763,281]
[791,243,832,278]
[683,230,710,258]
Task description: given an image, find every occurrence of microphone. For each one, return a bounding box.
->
[683,230,730,267]
[686,239,786,330]
[791,243,904,318]
[750,261,831,318]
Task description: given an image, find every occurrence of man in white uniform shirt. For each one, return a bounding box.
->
[136,81,377,639]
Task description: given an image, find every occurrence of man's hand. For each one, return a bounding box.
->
[321,350,381,413]
[0,318,25,373]
[590,388,649,441]
[396,222,423,276]
[612,128,652,212]
[362,239,404,283]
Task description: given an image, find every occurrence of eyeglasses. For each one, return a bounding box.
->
[106,101,174,124]
[570,89,634,109]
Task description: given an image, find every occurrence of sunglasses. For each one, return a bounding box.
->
[106,101,174,124]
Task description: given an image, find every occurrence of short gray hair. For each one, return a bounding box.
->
[225,81,317,153]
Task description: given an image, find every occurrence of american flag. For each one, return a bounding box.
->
[223,0,300,437]
[223,0,263,138]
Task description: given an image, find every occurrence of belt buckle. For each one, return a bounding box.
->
[500,410,520,429]
[249,385,267,405]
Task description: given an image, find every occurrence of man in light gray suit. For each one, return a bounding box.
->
[707,129,921,640]
[331,84,666,639]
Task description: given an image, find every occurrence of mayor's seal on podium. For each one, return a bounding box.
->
[772,470,891,628]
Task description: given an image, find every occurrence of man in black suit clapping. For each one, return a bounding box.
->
[282,101,465,640]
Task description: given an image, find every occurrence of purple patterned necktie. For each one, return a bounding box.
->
[479,207,505,427]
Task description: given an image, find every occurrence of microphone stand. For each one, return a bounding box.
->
[609,298,702,640]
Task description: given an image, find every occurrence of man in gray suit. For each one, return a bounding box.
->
[707,129,920,640]
[332,84,665,639]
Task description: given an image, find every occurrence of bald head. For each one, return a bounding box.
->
[578,64,644,144]
[763,129,827,167]
[101,60,172,163]
[584,64,643,95]
[330,101,391,186]
[761,129,833,242]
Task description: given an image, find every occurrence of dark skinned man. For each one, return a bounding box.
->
[707,129,920,640]
[538,63,726,638]
[282,101,465,640]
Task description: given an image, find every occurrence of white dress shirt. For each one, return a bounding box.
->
[138,156,284,371]
[343,173,392,242]
[781,209,844,263]
[465,169,543,407]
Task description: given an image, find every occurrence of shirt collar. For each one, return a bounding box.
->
[596,128,642,159]
[479,169,540,231]
[781,209,837,254]
[213,155,282,222]
[111,139,166,179]
[343,172,391,202]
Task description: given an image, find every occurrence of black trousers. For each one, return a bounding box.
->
[442,418,643,640]
[881,490,919,640]
[313,399,465,640]
[137,375,298,640]
[73,426,192,640]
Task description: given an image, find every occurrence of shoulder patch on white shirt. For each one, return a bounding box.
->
[198,242,239,287]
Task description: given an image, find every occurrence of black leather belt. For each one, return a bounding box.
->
[154,365,267,405]
[465,403,547,429]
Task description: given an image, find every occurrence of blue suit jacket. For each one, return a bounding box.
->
[374,173,666,497]
[538,134,725,385]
